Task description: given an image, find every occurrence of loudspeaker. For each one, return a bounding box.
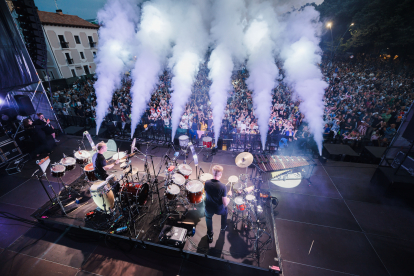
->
[217,138,223,150]
[13,0,47,69]
[402,118,414,142]
[14,95,35,116]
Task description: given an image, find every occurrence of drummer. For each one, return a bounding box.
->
[92,142,119,180]
[204,165,232,243]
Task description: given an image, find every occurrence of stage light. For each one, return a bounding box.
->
[350,23,354,26]
[327,22,332,28]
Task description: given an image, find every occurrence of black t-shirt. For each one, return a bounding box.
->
[92,153,106,176]
[204,179,227,212]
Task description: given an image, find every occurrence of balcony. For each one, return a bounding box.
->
[61,41,69,48]
[89,41,96,48]
[66,58,74,64]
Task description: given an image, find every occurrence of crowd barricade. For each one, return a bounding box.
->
[55,115,335,153]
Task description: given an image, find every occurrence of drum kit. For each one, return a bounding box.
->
[159,157,212,224]
[229,152,264,230]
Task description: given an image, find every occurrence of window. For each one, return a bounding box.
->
[71,69,76,77]
[59,35,69,48]
[50,71,55,79]
[88,36,96,47]
[80,52,85,59]
[84,65,90,75]
[74,35,81,44]
[93,52,97,58]
[58,35,65,43]
[65,53,73,64]
[43,71,47,77]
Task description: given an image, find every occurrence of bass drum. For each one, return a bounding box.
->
[120,182,149,206]
[90,180,115,213]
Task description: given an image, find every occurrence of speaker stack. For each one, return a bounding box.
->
[13,0,47,69]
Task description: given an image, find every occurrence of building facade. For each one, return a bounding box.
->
[37,9,99,81]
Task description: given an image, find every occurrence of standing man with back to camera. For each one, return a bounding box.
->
[204,165,232,243]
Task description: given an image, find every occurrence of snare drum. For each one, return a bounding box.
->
[166,184,180,200]
[120,182,149,206]
[245,194,256,202]
[61,157,76,171]
[178,164,192,179]
[202,136,212,148]
[84,163,97,181]
[186,180,204,204]
[179,135,189,149]
[74,150,90,165]
[51,164,65,178]
[199,173,213,185]
[171,173,185,186]
[234,196,246,211]
[90,180,115,213]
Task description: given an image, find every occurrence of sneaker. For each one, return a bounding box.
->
[207,233,213,243]
[221,225,227,231]
[54,139,60,143]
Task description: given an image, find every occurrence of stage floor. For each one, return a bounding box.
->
[1,135,414,276]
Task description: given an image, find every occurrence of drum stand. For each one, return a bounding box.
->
[37,171,67,215]
[57,176,81,198]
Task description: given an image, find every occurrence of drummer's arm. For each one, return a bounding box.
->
[103,159,119,170]
[223,189,232,207]
[103,164,114,170]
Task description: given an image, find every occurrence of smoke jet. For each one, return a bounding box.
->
[208,0,247,144]
[244,1,280,149]
[94,0,140,135]
[279,6,328,155]
[168,1,210,140]
[130,0,173,138]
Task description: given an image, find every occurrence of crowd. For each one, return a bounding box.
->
[51,53,414,149]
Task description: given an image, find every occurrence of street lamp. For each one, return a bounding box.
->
[327,22,333,66]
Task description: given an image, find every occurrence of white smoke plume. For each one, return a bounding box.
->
[94,0,140,135]
[168,1,211,140]
[244,1,280,149]
[130,0,174,138]
[279,6,328,155]
[208,0,247,144]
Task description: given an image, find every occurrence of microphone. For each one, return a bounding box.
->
[31,169,40,177]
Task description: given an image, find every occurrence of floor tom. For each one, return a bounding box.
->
[186,180,204,204]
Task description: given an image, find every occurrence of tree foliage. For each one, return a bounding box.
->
[316,0,414,55]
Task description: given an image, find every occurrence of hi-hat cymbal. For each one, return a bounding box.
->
[235,152,253,168]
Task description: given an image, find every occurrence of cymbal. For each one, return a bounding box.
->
[235,152,253,168]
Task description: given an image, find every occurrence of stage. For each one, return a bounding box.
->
[1,135,414,276]
[26,135,281,274]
